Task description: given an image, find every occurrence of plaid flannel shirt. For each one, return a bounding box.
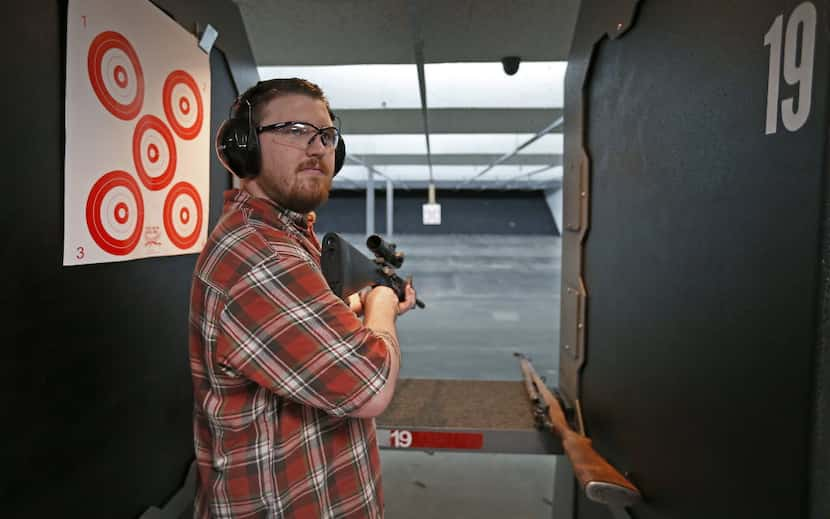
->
[189,190,392,518]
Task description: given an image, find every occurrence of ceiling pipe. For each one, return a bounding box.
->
[409,0,435,189]
[413,45,434,186]
[497,163,560,189]
[345,154,412,191]
[330,175,363,190]
[455,116,564,189]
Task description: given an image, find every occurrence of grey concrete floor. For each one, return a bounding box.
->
[341,233,561,382]
[339,233,562,519]
[381,451,557,519]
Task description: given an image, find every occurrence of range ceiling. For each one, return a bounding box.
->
[233,0,581,190]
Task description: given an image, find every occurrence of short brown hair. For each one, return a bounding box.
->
[234,78,332,127]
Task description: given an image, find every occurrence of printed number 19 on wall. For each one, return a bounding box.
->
[764,1,817,134]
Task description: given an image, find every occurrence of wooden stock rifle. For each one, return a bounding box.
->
[514,352,642,508]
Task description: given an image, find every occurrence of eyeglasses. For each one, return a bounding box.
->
[256,121,341,150]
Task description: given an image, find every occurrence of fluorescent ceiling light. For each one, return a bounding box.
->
[424,62,565,108]
[344,133,562,155]
[334,165,563,183]
[258,61,565,109]
[259,64,419,109]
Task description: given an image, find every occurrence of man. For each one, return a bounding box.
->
[189,78,416,518]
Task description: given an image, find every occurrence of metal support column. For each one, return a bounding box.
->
[386,180,394,237]
[366,167,375,236]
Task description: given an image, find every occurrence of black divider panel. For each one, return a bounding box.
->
[1,2,251,517]
[568,1,829,518]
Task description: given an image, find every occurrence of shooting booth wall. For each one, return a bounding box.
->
[557,1,830,519]
[1,1,257,516]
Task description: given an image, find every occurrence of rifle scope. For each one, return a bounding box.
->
[366,235,404,268]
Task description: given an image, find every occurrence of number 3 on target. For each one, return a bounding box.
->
[389,430,412,448]
[764,2,816,134]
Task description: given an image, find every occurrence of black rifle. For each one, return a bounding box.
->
[321,233,425,308]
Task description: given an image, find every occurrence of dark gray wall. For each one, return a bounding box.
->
[559,1,829,518]
[316,190,560,235]
[1,2,255,517]
[154,0,258,92]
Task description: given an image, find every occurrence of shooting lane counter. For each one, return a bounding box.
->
[377,379,562,454]
[558,1,830,519]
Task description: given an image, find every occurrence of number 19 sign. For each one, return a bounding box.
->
[764,1,816,135]
[379,429,484,450]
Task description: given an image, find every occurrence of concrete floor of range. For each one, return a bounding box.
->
[337,233,562,519]
[381,451,557,519]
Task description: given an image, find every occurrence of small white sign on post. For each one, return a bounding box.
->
[422,203,442,225]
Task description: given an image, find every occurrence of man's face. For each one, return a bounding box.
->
[252,94,336,213]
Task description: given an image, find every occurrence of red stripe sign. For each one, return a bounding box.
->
[379,429,484,450]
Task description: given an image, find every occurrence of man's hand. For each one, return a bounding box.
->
[396,280,417,317]
[357,282,417,319]
[363,285,399,319]
[347,290,368,316]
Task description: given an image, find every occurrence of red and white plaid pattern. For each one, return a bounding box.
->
[189,190,391,518]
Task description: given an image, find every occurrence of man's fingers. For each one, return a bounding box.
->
[398,284,417,314]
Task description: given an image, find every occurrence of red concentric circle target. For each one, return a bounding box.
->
[87,31,144,120]
[85,170,144,255]
[163,182,203,249]
[132,114,177,191]
[163,70,203,140]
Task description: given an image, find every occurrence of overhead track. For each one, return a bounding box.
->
[492,163,561,190]
[409,0,434,186]
[345,154,412,191]
[455,116,564,189]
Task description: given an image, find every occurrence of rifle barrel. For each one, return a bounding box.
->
[514,353,541,404]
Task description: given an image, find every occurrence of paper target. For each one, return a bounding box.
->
[65,0,210,265]
[87,31,144,120]
[163,182,203,249]
[132,114,177,191]
[85,170,144,255]
[163,70,203,140]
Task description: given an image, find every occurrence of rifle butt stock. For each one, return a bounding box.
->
[561,430,641,507]
[515,353,642,508]
[321,232,425,308]
[321,232,384,301]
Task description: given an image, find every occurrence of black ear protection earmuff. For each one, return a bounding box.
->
[333,136,346,175]
[216,83,346,179]
[215,97,260,179]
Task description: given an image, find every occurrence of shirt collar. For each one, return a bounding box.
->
[224,189,312,236]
